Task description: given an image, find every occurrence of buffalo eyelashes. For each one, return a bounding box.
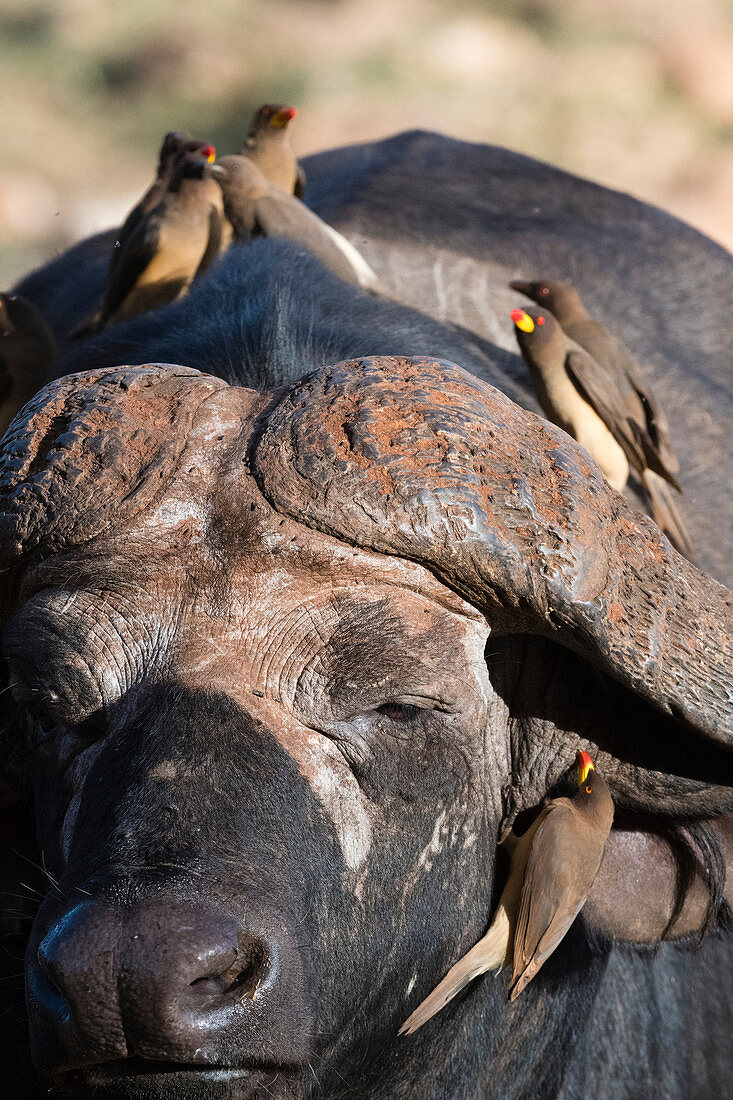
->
[9,688,57,736]
[20,698,108,744]
[375,702,423,723]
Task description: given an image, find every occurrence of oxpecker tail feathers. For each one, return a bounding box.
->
[509,957,543,1002]
[318,221,383,293]
[398,906,512,1036]
[641,469,695,562]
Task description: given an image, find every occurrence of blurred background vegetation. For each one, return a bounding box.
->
[2,0,732,284]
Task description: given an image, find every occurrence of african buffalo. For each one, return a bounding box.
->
[14,132,733,582]
[1,133,732,1098]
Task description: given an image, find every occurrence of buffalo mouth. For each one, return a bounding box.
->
[54,1058,303,1097]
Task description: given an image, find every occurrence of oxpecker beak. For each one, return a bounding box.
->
[209,163,226,179]
[201,144,216,163]
[511,308,535,333]
[576,751,595,785]
[272,107,297,128]
[509,280,532,295]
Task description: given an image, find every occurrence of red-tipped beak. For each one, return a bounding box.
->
[201,144,216,163]
[577,751,594,785]
[272,106,297,128]
[511,308,535,333]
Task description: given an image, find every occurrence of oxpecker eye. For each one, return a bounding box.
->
[585,785,592,794]
[540,286,549,295]
[536,316,545,325]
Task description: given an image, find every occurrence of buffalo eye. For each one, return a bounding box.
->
[375,702,423,722]
[25,702,57,737]
[27,704,107,744]
[11,682,108,745]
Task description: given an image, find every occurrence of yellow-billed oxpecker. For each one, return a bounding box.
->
[73,154,224,334]
[210,154,382,292]
[241,103,305,198]
[510,279,691,558]
[399,751,614,1033]
[109,133,217,282]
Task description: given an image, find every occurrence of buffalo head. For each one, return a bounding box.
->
[0,358,730,1098]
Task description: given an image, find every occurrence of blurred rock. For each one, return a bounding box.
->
[64,191,140,242]
[0,172,59,240]
[2,0,733,282]
[424,16,542,81]
[663,32,733,124]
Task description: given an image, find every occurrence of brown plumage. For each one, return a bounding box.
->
[399,752,613,1034]
[210,155,382,292]
[510,279,691,558]
[73,157,224,335]
[109,133,217,281]
[241,104,305,198]
[0,293,55,436]
[511,307,632,491]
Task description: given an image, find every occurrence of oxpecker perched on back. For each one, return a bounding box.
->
[510,278,692,558]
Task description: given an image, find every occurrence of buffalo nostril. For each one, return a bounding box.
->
[189,934,270,1001]
[224,941,270,1001]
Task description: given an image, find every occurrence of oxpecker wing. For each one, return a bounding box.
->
[562,348,680,489]
[573,320,678,476]
[211,155,381,292]
[509,806,583,997]
[99,217,163,322]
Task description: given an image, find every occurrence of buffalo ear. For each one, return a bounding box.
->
[584,817,732,943]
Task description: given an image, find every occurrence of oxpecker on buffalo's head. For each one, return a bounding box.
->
[0,358,730,1097]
